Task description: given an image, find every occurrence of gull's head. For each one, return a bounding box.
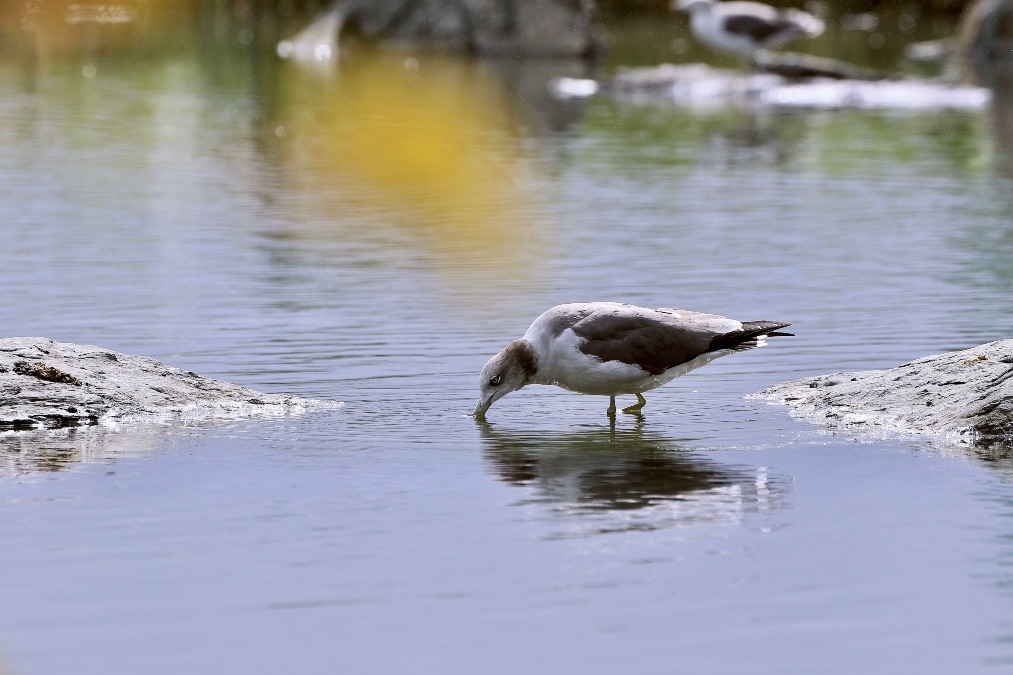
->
[673,0,712,13]
[473,339,538,419]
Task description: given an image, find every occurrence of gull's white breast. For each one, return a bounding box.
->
[536,328,649,395]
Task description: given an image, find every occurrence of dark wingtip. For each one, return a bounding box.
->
[711,321,794,351]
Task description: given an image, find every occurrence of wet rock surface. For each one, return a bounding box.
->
[754,340,1013,445]
[0,337,337,431]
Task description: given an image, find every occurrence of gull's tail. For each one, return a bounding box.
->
[711,321,794,352]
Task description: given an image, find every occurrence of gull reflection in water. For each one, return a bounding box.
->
[479,423,789,537]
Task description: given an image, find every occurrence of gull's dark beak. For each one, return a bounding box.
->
[473,397,492,419]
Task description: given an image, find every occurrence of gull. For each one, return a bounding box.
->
[474,302,792,418]
[674,0,825,60]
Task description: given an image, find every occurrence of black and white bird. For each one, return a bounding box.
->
[473,302,792,419]
[674,0,825,60]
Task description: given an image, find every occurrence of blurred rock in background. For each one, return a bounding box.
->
[279,0,603,61]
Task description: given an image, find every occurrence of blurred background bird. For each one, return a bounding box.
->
[673,0,825,62]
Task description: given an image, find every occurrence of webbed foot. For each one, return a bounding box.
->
[622,393,647,414]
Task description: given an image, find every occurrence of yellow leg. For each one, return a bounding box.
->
[622,393,647,413]
[607,395,616,417]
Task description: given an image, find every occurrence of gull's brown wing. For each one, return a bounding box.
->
[571,308,791,376]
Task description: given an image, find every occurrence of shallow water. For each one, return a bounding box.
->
[1,8,1013,674]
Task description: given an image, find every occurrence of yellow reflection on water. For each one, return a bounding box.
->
[2,0,550,296]
[275,53,546,288]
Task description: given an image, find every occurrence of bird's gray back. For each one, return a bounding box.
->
[569,306,726,376]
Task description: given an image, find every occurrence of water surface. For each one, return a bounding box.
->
[1,8,1013,674]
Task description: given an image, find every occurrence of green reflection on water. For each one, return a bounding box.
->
[575,100,993,178]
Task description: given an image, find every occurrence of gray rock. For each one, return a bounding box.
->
[0,337,339,431]
[277,0,601,61]
[909,0,1013,65]
[957,0,1013,62]
[753,341,1013,446]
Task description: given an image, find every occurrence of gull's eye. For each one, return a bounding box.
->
[489,374,502,386]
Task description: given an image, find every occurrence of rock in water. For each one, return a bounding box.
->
[753,340,1013,446]
[0,337,339,431]
[957,0,1013,62]
[278,0,602,60]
